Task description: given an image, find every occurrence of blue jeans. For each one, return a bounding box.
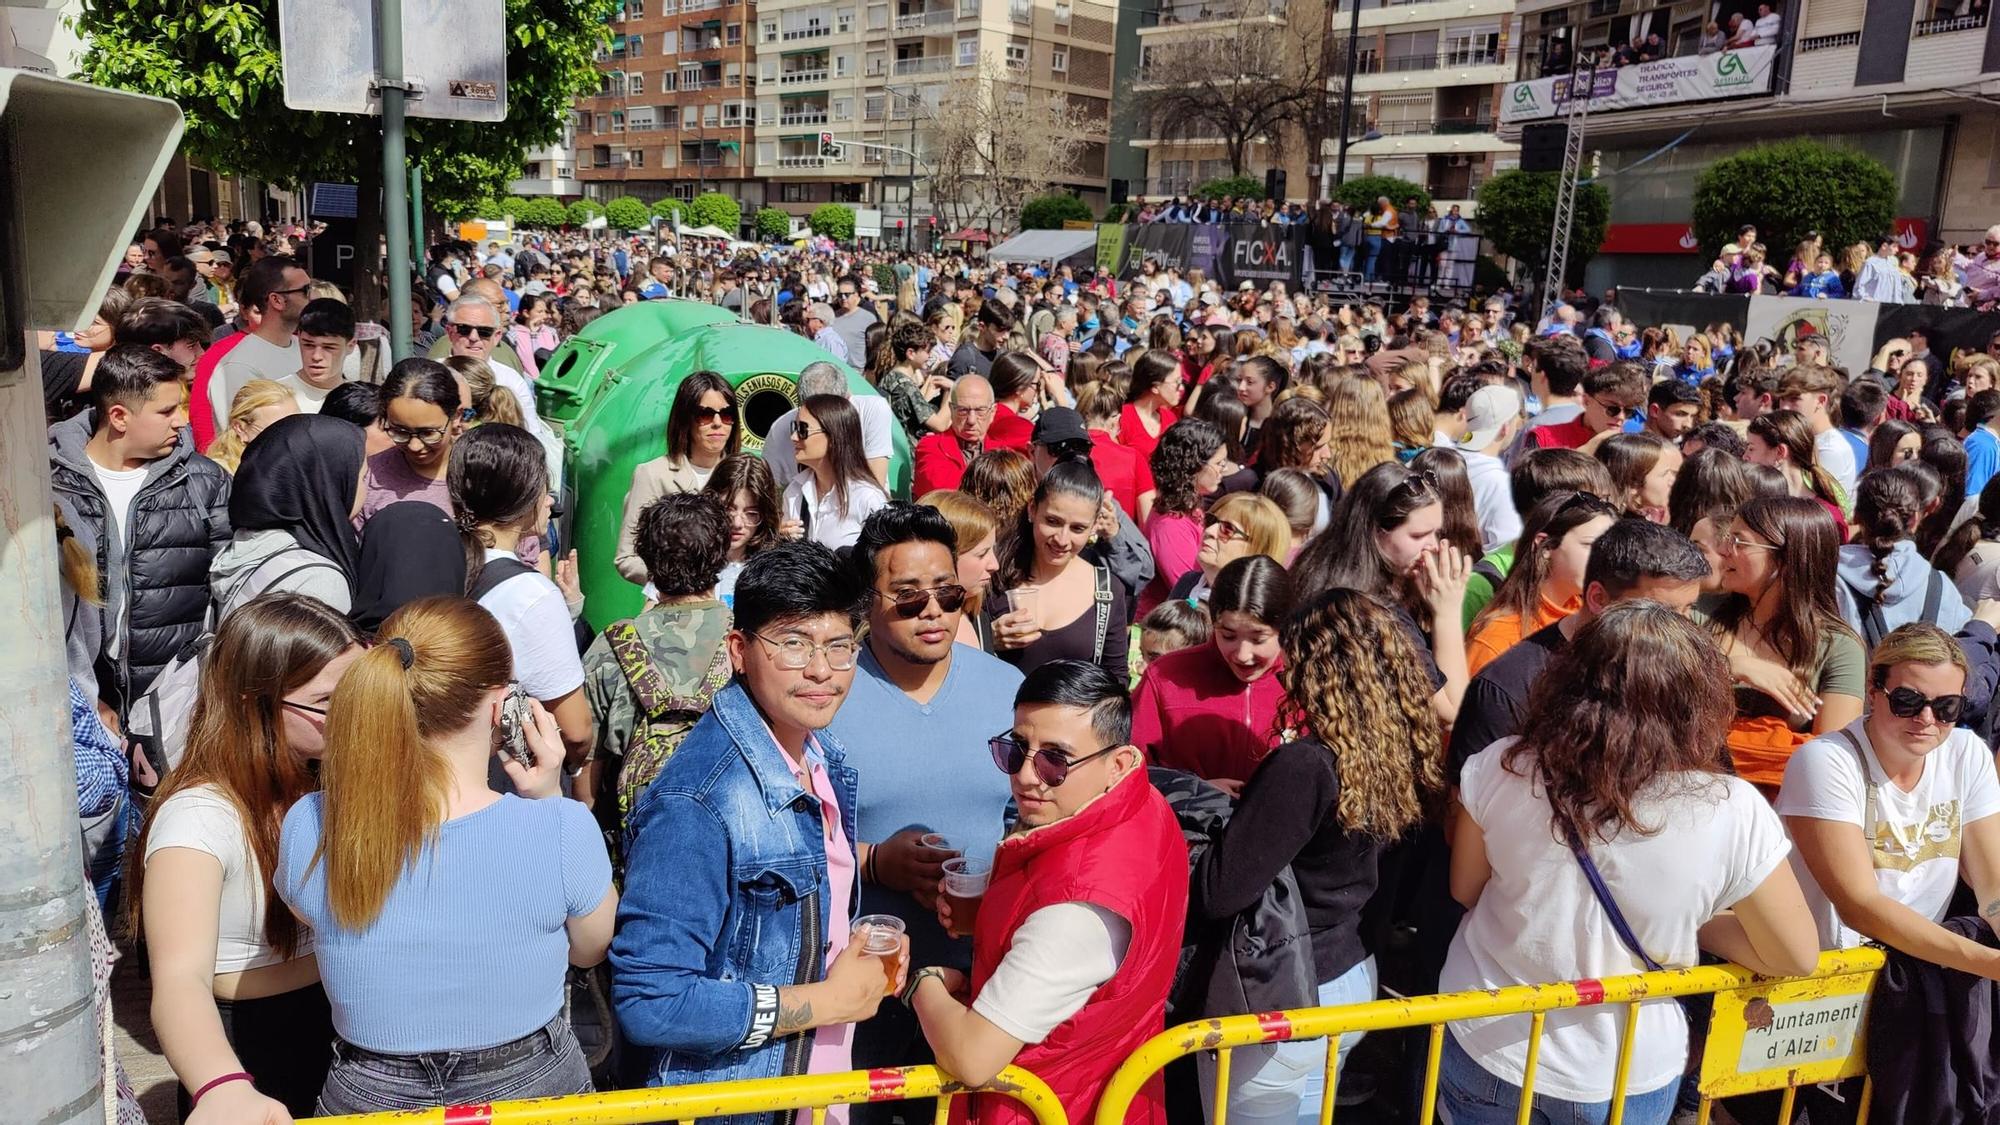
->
[1362,236,1384,280]
[1338,245,1357,273]
[1437,1032,1677,1125]
[315,1016,591,1114]
[1216,956,1378,1125]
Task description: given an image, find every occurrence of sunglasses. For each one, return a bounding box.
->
[877,583,968,618]
[1593,397,1635,420]
[1882,685,1966,724]
[791,420,824,440]
[1204,514,1248,543]
[450,322,499,340]
[989,731,1120,788]
[695,406,738,424]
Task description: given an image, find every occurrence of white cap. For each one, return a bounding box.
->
[1461,384,1523,449]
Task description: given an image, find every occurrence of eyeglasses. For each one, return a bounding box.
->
[695,406,738,424]
[282,698,328,718]
[876,583,968,618]
[989,730,1121,788]
[1204,515,1248,544]
[1882,685,1966,724]
[728,507,764,527]
[1721,534,1778,556]
[272,284,312,299]
[384,423,450,447]
[1593,397,1636,420]
[791,420,824,440]
[449,321,499,340]
[750,630,859,671]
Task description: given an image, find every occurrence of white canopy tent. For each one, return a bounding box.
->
[986,228,1096,267]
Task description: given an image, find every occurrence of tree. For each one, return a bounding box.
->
[1019,194,1093,230]
[516,196,569,229]
[1132,1,1333,179]
[501,196,531,219]
[604,196,651,231]
[808,204,856,242]
[1475,169,1610,289]
[756,207,794,241]
[1692,140,1896,260]
[75,0,618,317]
[922,59,1092,236]
[651,197,689,225]
[1194,176,1264,202]
[1331,175,1430,214]
[567,198,605,227]
[687,192,741,232]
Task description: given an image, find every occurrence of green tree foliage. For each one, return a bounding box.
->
[1691,140,1897,260]
[501,196,531,219]
[756,207,794,241]
[1474,170,1610,287]
[808,203,856,242]
[687,192,742,232]
[1330,175,1430,214]
[1018,194,1093,230]
[651,197,689,225]
[604,196,651,231]
[567,198,605,227]
[74,0,618,309]
[515,196,569,229]
[1194,176,1263,201]
[1101,203,1129,223]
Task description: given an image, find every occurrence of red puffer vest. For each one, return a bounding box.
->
[968,768,1190,1125]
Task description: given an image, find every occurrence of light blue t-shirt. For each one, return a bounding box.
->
[825,642,1022,969]
[1967,426,1998,498]
[277,792,612,1053]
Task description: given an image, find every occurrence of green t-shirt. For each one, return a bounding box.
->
[1692,597,1867,729]
[1461,541,1517,632]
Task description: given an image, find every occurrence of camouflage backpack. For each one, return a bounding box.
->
[605,617,734,821]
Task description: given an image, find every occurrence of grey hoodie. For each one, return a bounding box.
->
[209,528,352,617]
[1835,539,1973,643]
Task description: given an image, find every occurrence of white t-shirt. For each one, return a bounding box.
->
[211,334,303,427]
[144,784,311,973]
[763,399,895,483]
[1953,540,2000,606]
[1776,721,2000,949]
[476,549,585,702]
[972,903,1129,1043]
[1753,11,1781,42]
[290,378,338,414]
[1460,448,1522,553]
[90,460,148,551]
[1442,741,1790,1101]
[1816,427,1858,499]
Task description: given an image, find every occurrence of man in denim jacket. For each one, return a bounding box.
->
[612,541,906,1102]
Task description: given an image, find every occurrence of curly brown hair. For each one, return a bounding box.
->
[1276,588,1443,838]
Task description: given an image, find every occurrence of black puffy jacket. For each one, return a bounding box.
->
[50,411,230,709]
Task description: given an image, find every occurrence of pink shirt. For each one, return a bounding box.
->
[794,736,855,1123]
[1139,510,1202,617]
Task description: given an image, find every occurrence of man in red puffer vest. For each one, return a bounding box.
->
[898,660,1189,1125]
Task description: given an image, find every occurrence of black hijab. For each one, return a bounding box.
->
[350,501,467,633]
[228,413,365,587]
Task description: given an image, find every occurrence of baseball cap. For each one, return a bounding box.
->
[1199,292,1221,307]
[1237,281,1255,292]
[1460,384,1523,449]
[1032,407,1089,447]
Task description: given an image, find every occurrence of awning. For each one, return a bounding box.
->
[947,227,991,243]
[987,228,1095,264]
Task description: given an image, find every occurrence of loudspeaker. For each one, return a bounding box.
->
[1110,178,1129,204]
[1264,167,1287,201]
[1520,123,1568,173]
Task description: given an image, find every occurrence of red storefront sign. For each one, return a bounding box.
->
[1601,218,1931,255]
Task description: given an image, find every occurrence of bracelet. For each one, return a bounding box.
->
[190,1072,254,1105]
[900,966,945,1007]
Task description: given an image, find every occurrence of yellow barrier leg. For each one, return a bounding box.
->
[1515,1011,1547,1125]
[1776,1084,1797,1122]
[1318,1036,1338,1125]
[1606,1000,1640,1125]
[1420,1025,1444,1123]
[811,1106,828,1125]
[1693,1096,1712,1125]
[1213,1046,1232,1125]
[1856,1076,1873,1121]
[933,1092,953,1125]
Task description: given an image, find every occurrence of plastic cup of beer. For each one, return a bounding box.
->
[940,857,991,936]
[852,914,907,995]
[1007,585,1039,623]
[918,832,957,855]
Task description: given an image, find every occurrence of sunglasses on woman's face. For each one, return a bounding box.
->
[791,420,824,440]
[695,406,737,424]
[1882,685,1966,724]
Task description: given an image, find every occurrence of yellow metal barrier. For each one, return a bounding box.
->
[1093,948,1886,1125]
[305,1063,1065,1125]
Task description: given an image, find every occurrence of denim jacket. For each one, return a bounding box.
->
[610,680,861,1099]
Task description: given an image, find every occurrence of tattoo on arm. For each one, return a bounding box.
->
[775,995,815,1037]
[1982,899,2000,920]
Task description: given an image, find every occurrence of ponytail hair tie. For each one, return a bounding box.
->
[387,637,416,669]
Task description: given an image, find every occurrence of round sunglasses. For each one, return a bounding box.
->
[988,731,1119,788]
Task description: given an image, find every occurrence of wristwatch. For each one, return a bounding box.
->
[900,966,946,1007]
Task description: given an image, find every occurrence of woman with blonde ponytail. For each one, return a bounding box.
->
[277,596,615,1115]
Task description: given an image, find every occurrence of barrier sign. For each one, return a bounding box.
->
[1699,962,1874,1098]
[1500,45,1776,124]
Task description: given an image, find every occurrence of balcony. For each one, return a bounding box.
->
[892,55,951,75]
[894,9,956,30]
[780,108,830,124]
[1362,48,1504,73]
[1915,10,1988,34]
[682,75,728,89]
[1798,30,1861,49]
[1374,115,1495,135]
[778,154,833,168]
[681,0,725,10]
[782,25,832,40]
[779,67,831,85]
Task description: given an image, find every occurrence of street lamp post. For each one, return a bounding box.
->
[1331,0,1363,189]
[885,84,925,252]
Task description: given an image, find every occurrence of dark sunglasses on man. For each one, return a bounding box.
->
[876,583,967,619]
[988,730,1120,788]
[450,321,499,340]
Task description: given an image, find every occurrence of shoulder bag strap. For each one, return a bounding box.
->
[1562,822,1666,972]
[469,556,537,601]
[606,621,669,716]
[1091,564,1113,664]
[1922,568,1946,623]
[1833,728,1878,852]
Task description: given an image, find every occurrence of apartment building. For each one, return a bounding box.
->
[750,0,1117,228]
[1500,0,2000,290]
[573,0,766,219]
[509,127,584,199]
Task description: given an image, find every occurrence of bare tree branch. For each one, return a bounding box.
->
[921,58,1092,235]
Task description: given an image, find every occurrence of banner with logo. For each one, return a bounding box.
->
[1500,45,1776,124]
[1094,223,1128,277]
[1114,222,1301,290]
[1744,296,1880,374]
[1602,217,1931,257]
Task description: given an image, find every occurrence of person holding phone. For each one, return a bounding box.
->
[276,596,615,1114]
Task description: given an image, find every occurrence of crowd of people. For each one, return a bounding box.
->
[48,213,2000,1125]
[1691,222,2000,308]
[1123,197,1479,291]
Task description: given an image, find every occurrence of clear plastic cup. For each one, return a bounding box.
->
[851,914,907,994]
[1007,585,1039,623]
[918,832,957,855]
[940,857,990,936]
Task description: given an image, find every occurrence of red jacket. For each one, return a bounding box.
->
[969,769,1189,1125]
[190,331,247,452]
[1131,644,1286,782]
[914,431,984,497]
[1088,430,1154,520]
[987,404,1035,455]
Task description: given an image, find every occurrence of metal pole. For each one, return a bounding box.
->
[379,0,413,362]
[0,358,97,1124]
[907,94,917,253]
[409,166,424,268]
[1332,0,1362,187]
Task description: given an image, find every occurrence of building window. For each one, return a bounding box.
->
[958,34,978,64]
[1005,42,1028,68]
[833,97,853,120]
[1051,46,1067,71]
[628,33,644,56]
[1009,0,1030,20]
[661,71,678,90]
[727,22,743,43]
[758,140,777,164]
[837,6,856,31]
[663,31,675,54]
[612,110,626,131]
[960,0,979,15]
[1054,0,1071,21]
[631,148,646,168]
[763,18,779,40]
[869,3,889,28]
[783,183,812,202]
[594,113,610,132]
[723,102,746,125]
[834,52,851,75]
[628,0,644,16]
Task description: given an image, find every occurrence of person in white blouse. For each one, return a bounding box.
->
[781,393,889,551]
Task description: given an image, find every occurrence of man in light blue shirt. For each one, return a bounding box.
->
[827,505,1021,1111]
[1852,239,1909,303]
[1966,390,2000,497]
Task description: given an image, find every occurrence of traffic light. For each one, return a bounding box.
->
[818,131,841,159]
